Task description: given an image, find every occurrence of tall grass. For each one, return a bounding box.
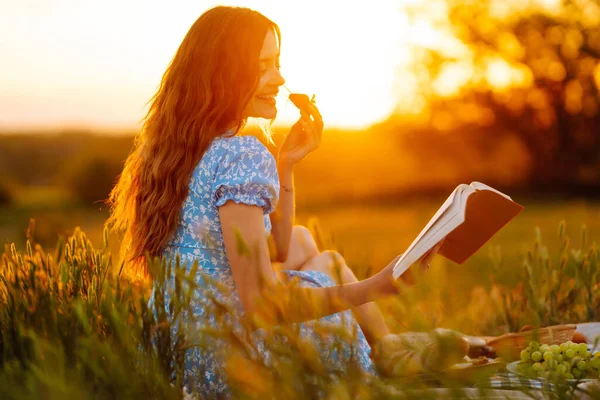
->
[0,219,598,399]
[488,221,599,332]
[0,222,184,398]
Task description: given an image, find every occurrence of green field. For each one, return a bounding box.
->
[3,197,598,292]
[1,195,600,398]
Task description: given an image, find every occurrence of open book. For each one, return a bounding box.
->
[393,182,524,280]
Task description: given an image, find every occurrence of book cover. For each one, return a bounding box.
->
[393,184,524,279]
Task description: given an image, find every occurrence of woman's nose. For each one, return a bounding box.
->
[273,68,285,87]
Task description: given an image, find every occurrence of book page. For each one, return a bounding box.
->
[393,213,464,279]
[392,184,468,278]
[470,181,512,201]
[397,185,461,258]
[393,182,523,279]
[415,184,467,238]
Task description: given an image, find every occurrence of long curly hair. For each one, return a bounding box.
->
[106,6,280,278]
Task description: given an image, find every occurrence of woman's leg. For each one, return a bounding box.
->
[299,250,391,347]
[279,226,321,271]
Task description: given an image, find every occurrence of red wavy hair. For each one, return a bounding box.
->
[106,6,280,278]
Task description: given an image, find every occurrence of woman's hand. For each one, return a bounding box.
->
[277,101,324,165]
[375,238,446,296]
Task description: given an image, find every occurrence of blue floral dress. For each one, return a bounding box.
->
[160,133,374,395]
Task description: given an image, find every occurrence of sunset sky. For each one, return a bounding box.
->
[0,0,561,132]
[0,0,420,131]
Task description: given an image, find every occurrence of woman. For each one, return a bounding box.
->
[107,5,440,396]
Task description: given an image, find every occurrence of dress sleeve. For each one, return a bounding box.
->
[213,137,279,215]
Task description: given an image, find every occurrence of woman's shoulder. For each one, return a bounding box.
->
[191,133,274,182]
[211,133,280,211]
[212,133,272,157]
[210,134,276,169]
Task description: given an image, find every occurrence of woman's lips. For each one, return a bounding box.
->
[256,96,276,105]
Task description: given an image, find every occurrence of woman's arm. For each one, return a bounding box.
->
[268,161,295,263]
[220,201,393,323]
[270,100,324,263]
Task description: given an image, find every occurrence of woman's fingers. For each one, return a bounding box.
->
[291,116,304,131]
[389,254,403,267]
[305,102,323,145]
[300,102,323,131]
[300,110,311,123]
[420,238,445,268]
[306,102,323,127]
[299,110,320,149]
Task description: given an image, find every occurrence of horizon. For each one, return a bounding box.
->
[0,119,375,136]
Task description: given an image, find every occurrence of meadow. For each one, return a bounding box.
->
[3,194,598,334]
[1,130,598,398]
[2,194,599,399]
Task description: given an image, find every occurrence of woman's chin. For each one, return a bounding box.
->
[254,108,277,120]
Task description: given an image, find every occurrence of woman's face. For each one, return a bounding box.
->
[243,29,285,120]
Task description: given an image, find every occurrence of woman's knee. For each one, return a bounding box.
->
[320,250,344,267]
[281,225,320,270]
[303,250,358,284]
[292,225,319,259]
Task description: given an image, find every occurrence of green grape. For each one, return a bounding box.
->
[530,341,540,348]
[517,362,530,371]
[532,362,543,371]
[594,352,600,359]
[555,354,563,363]
[543,351,554,361]
[532,351,542,362]
[556,364,567,375]
[520,349,531,362]
[577,360,587,370]
[562,361,571,369]
[550,371,563,381]
[573,368,582,378]
[565,349,575,358]
[584,351,591,359]
[578,343,588,354]
[537,370,545,378]
[566,373,575,379]
[540,344,550,353]
[560,343,569,352]
[591,358,600,369]
[550,344,561,354]
[587,364,595,373]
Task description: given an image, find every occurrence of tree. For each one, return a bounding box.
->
[68,158,123,206]
[0,183,11,206]
[406,0,600,191]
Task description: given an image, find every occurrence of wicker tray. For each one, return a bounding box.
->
[486,324,577,361]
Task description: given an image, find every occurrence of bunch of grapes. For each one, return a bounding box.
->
[517,341,600,381]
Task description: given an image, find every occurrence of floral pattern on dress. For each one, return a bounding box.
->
[158,134,375,396]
